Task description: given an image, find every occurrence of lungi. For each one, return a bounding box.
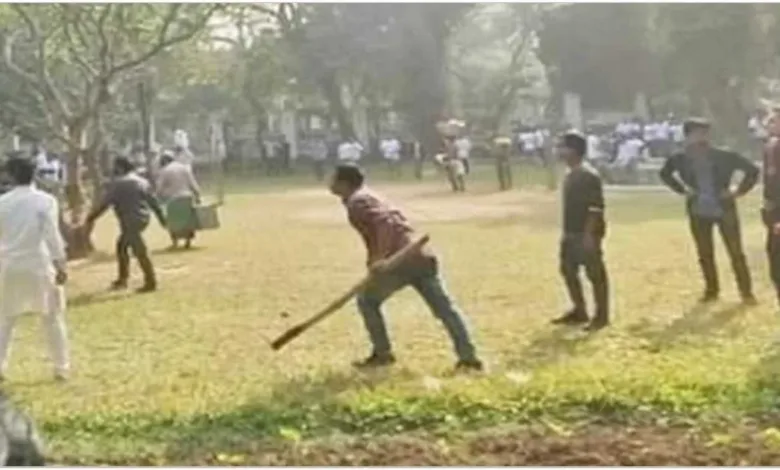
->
[165,195,198,239]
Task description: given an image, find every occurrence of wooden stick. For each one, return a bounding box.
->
[270,234,431,351]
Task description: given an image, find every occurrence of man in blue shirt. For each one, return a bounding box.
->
[660,118,759,304]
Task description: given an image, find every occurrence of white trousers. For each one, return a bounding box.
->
[0,270,69,375]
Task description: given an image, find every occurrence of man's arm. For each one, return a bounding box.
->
[42,197,67,277]
[584,174,605,240]
[85,184,113,226]
[729,150,759,196]
[186,167,201,201]
[142,188,167,227]
[659,155,688,195]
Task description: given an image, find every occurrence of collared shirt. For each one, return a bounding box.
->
[343,187,426,264]
[0,186,65,273]
[156,161,201,202]
[690,153,723,219]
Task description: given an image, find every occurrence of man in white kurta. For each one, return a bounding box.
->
[0,158,69,381]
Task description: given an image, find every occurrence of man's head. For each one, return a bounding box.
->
[113,156,135,176]
[6,157,35,186]
[160,152,175,168]
[683,118,711,147]
[557,131,587,167]
[329,163,364,198]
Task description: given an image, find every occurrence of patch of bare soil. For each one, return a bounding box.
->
[294,186,555,225]
[165,423,780,466]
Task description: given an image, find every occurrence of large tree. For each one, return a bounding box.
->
[0,4,219,257]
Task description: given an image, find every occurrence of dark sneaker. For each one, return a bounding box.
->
[136,284,157,294]
[110,280,128,291]
[699,291,719,303]
[551,310,589,326]
[584,317,609,332]
[352,353,396,370]
[454,359,484,373]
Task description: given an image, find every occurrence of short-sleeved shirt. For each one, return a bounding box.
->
[563,166,605,237]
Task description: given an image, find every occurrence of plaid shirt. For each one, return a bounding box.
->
[343,187,431,265]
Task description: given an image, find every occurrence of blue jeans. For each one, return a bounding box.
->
[355,262,478,361]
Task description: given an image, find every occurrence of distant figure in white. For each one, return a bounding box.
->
[380,136,402,177]
[337,138,364,163]
[454,134,472,174]
[0,158,69,381]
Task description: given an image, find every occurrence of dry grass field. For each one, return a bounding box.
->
[7,164,780,464]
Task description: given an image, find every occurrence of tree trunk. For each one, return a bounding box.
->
[319,71,356,141]
[62,122,93,260]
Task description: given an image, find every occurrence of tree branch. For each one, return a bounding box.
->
[107,4,221,79]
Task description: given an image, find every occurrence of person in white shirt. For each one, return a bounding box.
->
[586,133,605,163]
[609,133,646,184]
[338,139,364,163]
[380,136,402,177]
[0,158,69,381]
[454,135,472,174]
[519,130,537,159]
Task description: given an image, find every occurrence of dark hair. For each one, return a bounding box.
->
[683,118,710,136]
[561,131,587,157]
[333,164,365,189]
[114,156,135,174]
[160,153,174,167]
[6,157,35,185]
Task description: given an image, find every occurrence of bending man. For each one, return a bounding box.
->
[329,164,483,371]
[85,157,167,293]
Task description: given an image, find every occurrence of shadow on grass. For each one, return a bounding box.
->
[626,301,747,351]
[69,251,115,271]
[151,246,206,257]
[507,326,594,369]
[268,368,400,406]
[68,290,129,309]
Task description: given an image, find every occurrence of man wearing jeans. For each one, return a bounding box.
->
[329,164,483,371]
[659,118,759,304]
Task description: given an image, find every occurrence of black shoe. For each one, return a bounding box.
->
[699,291,719,303]
[110,280,128,291]
[584,317,609,332]
[551,310,589,326]
[136,284,157,294]
[454,359,484,373]
[352,353,395,369]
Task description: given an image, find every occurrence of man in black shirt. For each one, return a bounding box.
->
[85,157,167,293]
[659,118,758,304]
[552,131,610,331]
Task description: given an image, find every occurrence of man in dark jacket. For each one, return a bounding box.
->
[761,110,780,306]
[85,157,167,293]
[659,118,759,304]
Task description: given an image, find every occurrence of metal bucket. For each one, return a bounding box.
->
[194,203,221,230]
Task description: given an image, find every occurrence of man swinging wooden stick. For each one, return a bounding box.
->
[328,164,483,372]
